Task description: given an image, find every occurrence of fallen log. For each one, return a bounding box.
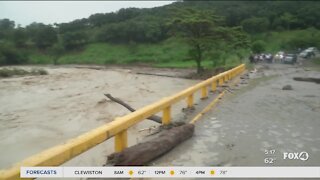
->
[104,93,162,123]
[107,123,195,165]
[293,77,320,84]
[136,72,184,78]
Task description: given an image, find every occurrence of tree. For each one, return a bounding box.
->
[280,12,298,30]
[169,8,223,73]
[284,29,320,50]
[62,31,88,50]
[241,17,270,33]
[88,13,108,27]
[13,27,28,48]
[225,27,251,62]
[208,50,224,67]
[49,41,65,65]
[296,6,320,29]
[206,26,250,66]
[0,19,15,41]
[251,40,266,54]
[0,43,28,65]
[35,25,57,49]
[117,8,141,21]
[26,23,57,49]
[0,19,15,30]
[57,19,89,34]
[96,14,167,43]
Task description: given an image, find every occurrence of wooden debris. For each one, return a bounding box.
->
[293,77,320,84]
[104,93,162,123]
[107,123,195,165]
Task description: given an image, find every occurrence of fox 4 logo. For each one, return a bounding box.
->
[283,152,309,161]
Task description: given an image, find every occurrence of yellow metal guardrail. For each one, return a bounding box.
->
[0,64,245,180]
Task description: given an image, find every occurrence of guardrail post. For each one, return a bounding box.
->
[187,94,194,108]
[162,106,171,125]
[211,81,217,92]
[201,86,208,99]
[115,130,128,152]
[218,77,224,86]
[224,74,228,82]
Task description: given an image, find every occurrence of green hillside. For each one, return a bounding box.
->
[27,28,320,68]
[28,38,245,69]
[1,1,320,71]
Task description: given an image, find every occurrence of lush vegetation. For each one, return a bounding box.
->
[1,1,320,72]
[0,67,48,77]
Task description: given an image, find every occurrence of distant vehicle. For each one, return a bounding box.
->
[299,50,315,59]
[283,54,297,64]
[305,47,318,53]
[299,47,317,59]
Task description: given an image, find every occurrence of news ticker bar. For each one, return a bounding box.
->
[21,166,320,178]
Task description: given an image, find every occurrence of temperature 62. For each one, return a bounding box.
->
[264,157,275,164]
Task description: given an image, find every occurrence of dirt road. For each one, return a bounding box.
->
[0,65,197,169]
[154,63,320,167]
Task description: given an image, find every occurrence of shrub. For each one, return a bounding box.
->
[37,69,48,75]
[62,31,88,50]
[285,34,320,50]
[31,68,48,75]
[0,44,29,65]
[0,68,11,77]
[241,17,270,34]
[0,68,29,77]
[0,68,48,78]
[251,40,266,53]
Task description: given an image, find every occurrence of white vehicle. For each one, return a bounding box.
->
[299,47,317,58]
[283,54,297,64]
[305,47,318,53]
[299,51,309,58]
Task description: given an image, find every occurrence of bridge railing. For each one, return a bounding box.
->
[0,64,245,180]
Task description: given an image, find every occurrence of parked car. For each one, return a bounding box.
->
[299,47,317,59]
[305,47,318,53]
[299,50,315,59]
[283,54,297,64]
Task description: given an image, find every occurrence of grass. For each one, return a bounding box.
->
[17,28,320,71]
[29,51,53,64]
[33,30,312,70]
[0,68,48,78]
[56,38,190,65]
[251,28,320,53]
[28,37,243,69]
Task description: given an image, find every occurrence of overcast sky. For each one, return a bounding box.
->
[0,1,175,27]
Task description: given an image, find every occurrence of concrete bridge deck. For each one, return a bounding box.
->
[154,63,320,167]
